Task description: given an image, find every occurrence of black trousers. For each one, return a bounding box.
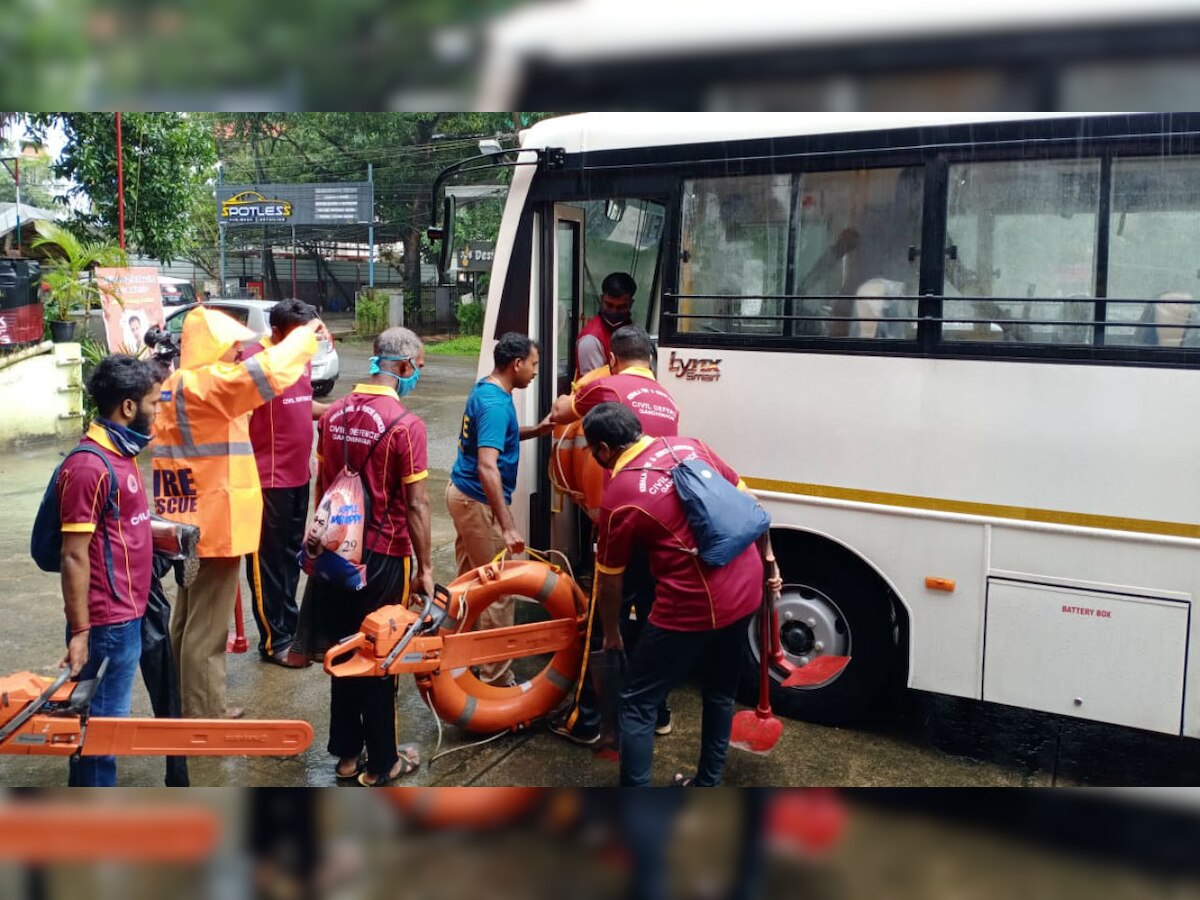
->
[247,483,310,656]
[619,613,753,787]
[321,552,410,778]
[143,556,188,786]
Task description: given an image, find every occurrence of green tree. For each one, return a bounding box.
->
[212,112,555,302]
[29,113,217,263]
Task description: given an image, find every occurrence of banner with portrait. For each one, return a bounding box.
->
[95,267,165,355]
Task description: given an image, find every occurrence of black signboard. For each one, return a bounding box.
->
[217,182,373,226]
[458,241,496,272]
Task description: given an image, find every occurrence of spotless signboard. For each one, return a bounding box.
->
[220,190,294,224]
[216,183,373,227]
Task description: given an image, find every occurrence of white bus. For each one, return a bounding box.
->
[436,113,1200,738]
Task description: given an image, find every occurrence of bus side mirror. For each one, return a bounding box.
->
[435,195,456,286]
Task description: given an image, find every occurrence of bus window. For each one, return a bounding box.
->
[680,174,791,335]
[944,159,1100,344]
[678,167,921,338]
[556,212,583,394]
[577,198,665,336]
[1106,156,1200,348]
[792,166,922,339]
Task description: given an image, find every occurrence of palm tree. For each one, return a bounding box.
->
[31,219,126,326]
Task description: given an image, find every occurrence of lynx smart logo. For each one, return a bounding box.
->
[667,351,722,383]
[221,190,293,224]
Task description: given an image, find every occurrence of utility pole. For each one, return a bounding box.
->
[115,112,125,251]
[217,161,225,297]
[367,163,375,289]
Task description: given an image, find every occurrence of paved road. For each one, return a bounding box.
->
[2,339,1199,786]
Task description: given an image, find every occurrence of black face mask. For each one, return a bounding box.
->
[600,309,632,329]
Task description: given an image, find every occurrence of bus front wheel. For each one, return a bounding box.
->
[740,535,901,726]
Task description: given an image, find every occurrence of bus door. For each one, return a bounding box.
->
[543,197,669,564]
[548,204,587,562]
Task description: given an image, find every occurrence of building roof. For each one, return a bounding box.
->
[0,201,64,239]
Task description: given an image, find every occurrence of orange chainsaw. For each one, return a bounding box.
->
[0,662,313,759]
[326,557,587,734]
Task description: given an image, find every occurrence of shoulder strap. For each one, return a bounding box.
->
[65,445,119,515]
[352,409,414,548]
[362,409,413,469]
[340,396,411,472]
[62,444,123,602]
[613,437,681,478]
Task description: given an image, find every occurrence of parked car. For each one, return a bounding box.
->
[159,276,199,306]
[164,299,340,396]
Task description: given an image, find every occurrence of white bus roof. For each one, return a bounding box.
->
[518,112,1080,155]
[488,0,1200,63]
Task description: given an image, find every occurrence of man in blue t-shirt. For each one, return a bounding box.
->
[447,332,553,685]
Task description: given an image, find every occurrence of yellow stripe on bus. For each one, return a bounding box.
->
[742,477,1200,540]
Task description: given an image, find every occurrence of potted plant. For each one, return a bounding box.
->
[31,220,126,343]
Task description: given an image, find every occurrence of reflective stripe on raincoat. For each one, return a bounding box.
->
[151,306,317,558]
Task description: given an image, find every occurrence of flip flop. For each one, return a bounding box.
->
[357,745,420,786]
[335,754,366,781]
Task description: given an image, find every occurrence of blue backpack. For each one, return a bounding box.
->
[30,445,123,600]
[636,439,771,567]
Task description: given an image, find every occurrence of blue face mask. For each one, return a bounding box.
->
[369,355,420,398]
[97,417,153,457]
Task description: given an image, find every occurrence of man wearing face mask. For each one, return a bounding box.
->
[575,272,637,378]
[308,326,432,785]
[243,300,330,668]
[57,355,162,786]
[152,306,318,720]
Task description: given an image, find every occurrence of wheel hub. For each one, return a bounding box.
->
[749,584,850,687]
[781,620,816,656]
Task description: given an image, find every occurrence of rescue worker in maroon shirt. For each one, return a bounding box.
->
[547,325,680,746]
[583,402,781,787]
[310,326,432,786]
[244,300,330,667]
[57,355,162,786]
[552,325,677,438]
[575,272,637,378]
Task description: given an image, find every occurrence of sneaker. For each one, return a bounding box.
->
[548,714,601,747]
[655,705,673,736]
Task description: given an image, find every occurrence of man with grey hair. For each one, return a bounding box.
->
[304,326,431,785]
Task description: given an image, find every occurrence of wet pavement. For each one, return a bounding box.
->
[2,339,1200,786]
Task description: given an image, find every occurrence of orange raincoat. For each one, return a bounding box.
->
[151,307,317,558]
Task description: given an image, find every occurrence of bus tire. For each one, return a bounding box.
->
[739,531,901,727]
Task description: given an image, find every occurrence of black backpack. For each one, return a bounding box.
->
[30,446,123,600]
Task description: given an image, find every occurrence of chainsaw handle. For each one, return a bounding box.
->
[324,633,373,676]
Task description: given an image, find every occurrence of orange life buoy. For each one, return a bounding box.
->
[550,420,608,519]
[550,365,610,520]
[423,560,587,733]
[381,787,544,829]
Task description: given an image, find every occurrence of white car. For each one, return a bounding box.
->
[164,299,340,397]
[159,276,199,306]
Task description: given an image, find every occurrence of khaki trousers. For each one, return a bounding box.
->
[170,556,241,718]
[446,481,515,684]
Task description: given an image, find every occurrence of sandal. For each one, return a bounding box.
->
[335,754,366,780]
[357,745,420,786]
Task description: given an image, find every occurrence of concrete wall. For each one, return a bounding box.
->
[0,342,83,448]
